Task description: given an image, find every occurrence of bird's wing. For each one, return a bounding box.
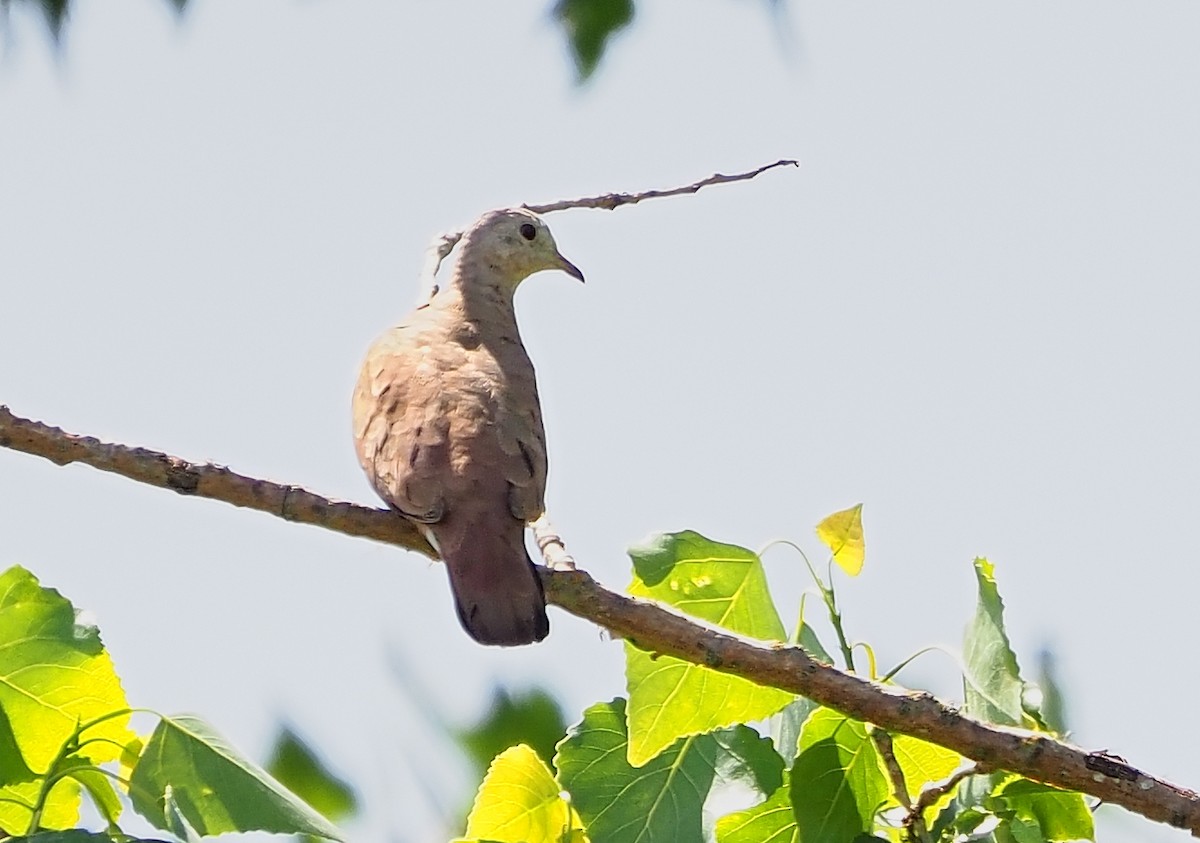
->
[492,341,548,522]
[352,321,455,523]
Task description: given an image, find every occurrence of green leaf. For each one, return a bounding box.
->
[0,566,132,772]
[556,698,719,843]
[552,0,634,82]
[962,558,1023,727]
[790,708,889,843]
[59,754,122,827]
[988,779,1094,842]
[999,814,1045,843]
[712,725,785,798]
[773,597,828,764]
[795,619,832,666]
[36,0,70,40]
[129,714,343,840]
[456,688,567,777]
[162,786,201,842]
[715,773,797,843]
[0,702,35,787]
[931,803,989,840]
[8,832,173,843]
[772,697,817,766]
[625,532,794,766]
[463,744,585,843]
[265,727,357,823]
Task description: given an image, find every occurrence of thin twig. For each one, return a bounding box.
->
[421,159,799,278]
[523,158,799,214]
[2,404,1199,835]
[872,728,913,808]
[908,763,989,830]
[872,728,932,843]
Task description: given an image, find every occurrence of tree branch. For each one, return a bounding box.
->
[0,406,435,557]
[1,404,1197,835]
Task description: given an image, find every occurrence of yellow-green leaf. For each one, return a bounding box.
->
[0,567,133,773]
[464,744,586,843]
[0,773,81,834]
[625,532,793,766]
[816,504,865,576]
[889,734,964,820]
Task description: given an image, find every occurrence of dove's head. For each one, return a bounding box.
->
[459,208,585,289]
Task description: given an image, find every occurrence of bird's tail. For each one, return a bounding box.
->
[433,513,549,646]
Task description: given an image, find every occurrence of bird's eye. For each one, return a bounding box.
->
[519,223,537,241]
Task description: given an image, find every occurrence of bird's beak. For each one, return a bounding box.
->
[555,252,586,283]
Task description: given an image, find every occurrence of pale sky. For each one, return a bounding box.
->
[2,2,1198,841]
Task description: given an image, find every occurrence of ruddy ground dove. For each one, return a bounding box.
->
[352,208,583,646]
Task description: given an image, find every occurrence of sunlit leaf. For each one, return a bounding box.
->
[815,504,865,577]
[889,734,963,820]
[129,715,343,840]
[463,744,586,843]
[556,698,719,843]
[962,559,1023,727]
[0,566,132,833]
[0,566,132,772]
[791,708,888,843]
[0,772,80,834]
[625,532,793,766]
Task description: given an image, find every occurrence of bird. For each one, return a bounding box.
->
[352,208,583,646]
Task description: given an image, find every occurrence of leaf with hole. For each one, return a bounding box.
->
[625,532,793,766]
